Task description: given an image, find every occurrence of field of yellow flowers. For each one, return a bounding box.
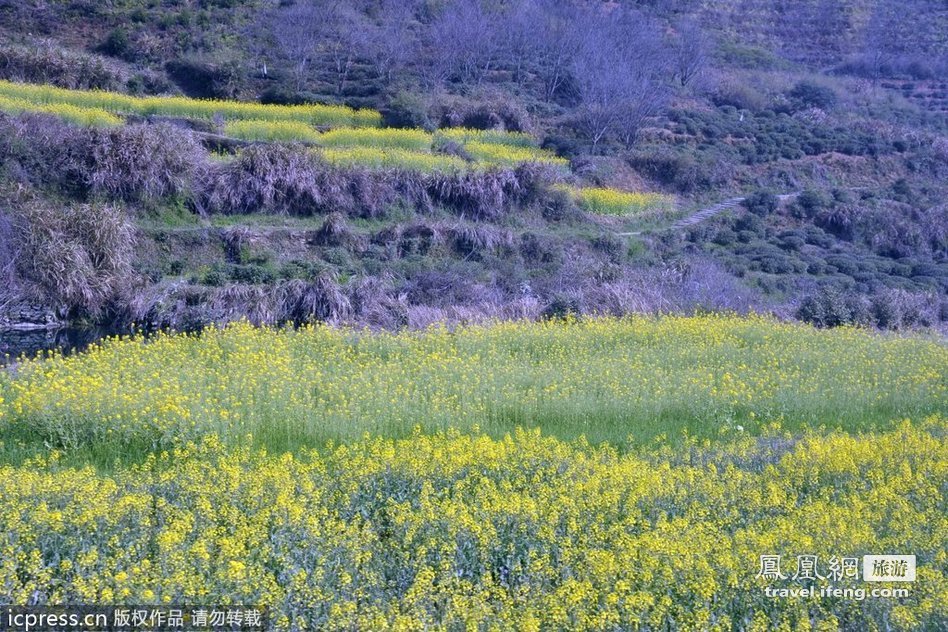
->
[0,421,945,630]
[0,315,945,629]
[1,315,944,461]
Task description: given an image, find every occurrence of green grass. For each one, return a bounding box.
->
[0,315,944,469]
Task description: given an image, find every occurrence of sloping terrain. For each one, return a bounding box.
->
[0,0,945,339]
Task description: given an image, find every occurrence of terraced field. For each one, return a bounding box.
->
[0,81,689,228]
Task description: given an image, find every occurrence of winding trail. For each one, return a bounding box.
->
[616,192,799,237]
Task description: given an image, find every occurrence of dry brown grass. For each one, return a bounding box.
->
[13,200,136,316]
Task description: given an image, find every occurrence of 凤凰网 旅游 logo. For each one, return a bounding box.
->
[756,554,915,600]
[757,554,916,583]
[862,555,916,582]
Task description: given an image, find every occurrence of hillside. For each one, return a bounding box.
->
[0,0,946,348]
[0,4,946,629]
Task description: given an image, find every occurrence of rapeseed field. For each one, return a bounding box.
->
[1,316,945,629]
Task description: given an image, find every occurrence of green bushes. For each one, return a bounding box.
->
[794,189,829,218]
[797,286,868,328]
[0,43,123,91]
[98,28,131,60]
[628,149,718,192]
[743,190,778,216]
[786,80,837,111]
[666,108,891,167]
[201,262,277,286]
[797,286,943,329]
[165,58,243,100]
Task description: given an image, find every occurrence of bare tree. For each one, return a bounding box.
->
[269,0,367,94]
[360,0,419,83]
[672,19,709,87]
[323,5,363,95]
[426,0,503,85]
[494,0,545,86]
[532,0,588,101]
[572,7,673,147]
[270,1,330,90]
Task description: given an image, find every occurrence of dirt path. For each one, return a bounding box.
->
[616,192,798,237]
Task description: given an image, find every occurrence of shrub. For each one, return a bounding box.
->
[541,134,581,160]
[519,232,563,266]
[710,81,769,112]
[200,145,398,217]
[12,201,135,316]
[0,43,122,91]
[787,80,837,110]
[83,124,204,203]
[0,209,18,292]
[428,168,521,221]
[165,58,243,100]
[229,264,277,285]
[382,90,432,130]
[539,187,581,222]
[712,228,736,246]
[200,145,327,215]
[0,114,200,203]
[541,295,583,320]
[434,97,532,133]
[797,286,870,328]
[0,112,83,192]
[795,189,828,218]
[448,224,515,258]
[99,28,131,59]
[743,190,778,216]
[814,205,859,240]
[311,213,355,247]
[628,149,715,193]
